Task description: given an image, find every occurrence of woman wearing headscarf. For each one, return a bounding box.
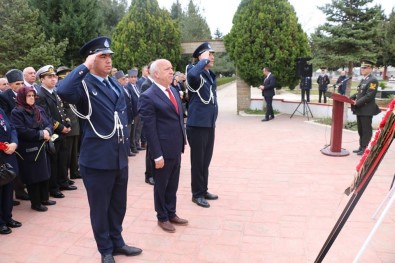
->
[11,87,54,212]
[0,106,21,234]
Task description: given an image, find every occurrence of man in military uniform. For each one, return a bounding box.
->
[186,42,218,208]
[56,36,142,263]
[300,76,312,102]
[350,59,381,155]
[317,67,330,103]
[36,65,76,198]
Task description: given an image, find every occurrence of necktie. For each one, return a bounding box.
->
[103,79,117,101]
[165,88,178,113]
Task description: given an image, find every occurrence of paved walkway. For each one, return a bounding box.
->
[1,83,395,263]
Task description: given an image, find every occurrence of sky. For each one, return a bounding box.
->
[156,0,395,36]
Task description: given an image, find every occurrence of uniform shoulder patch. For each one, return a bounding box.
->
[369,83,377,90]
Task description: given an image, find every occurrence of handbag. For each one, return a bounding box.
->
[0,162,16,186]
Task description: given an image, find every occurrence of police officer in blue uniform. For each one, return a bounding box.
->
[186,42,218,208]
[56,36,142,263]
[350,59,381,155]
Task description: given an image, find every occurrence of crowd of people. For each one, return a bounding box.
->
[0,37,219,263]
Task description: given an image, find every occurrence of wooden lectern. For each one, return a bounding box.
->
[321,92,355,156]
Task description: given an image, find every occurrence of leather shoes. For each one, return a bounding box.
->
[50,191,65,198]
[101,254,115,263]
[131,149,139,154]
[70,173,82,179]
[357,150,364,156]
[192,197,210,208]
[42,200,56,206]
[6,219,22,228]
[68,180,75,185]
[31,204,48,212]
[16,192,30,200]
[157,221,176,233]
[0,225,12,234]
[145,177,155,185]
[261,118,270,122]
[269,116,275,120]
[13,200,20,206]
[59,184,77,191]
[353,147,363,153]
[113,244,142,256]
[128,151,136,157]
[169,216,188,225]
[205,192,218,200]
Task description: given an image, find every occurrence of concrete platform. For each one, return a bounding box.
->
[1,82,394,262]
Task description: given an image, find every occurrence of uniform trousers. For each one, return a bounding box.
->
[80,165,127,255]
[319,90,327,103]
[49,139,70,192]
[301,89,310,102]
[0,181,14,225]
[67,135,80,178]
[26,180,49,207]
[357,115,373,148]
[152,157,181,222]
[186,126,215,198]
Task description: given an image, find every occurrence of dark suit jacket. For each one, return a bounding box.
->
[125,82,139,118]
[121,85,134,125]
[56,64,129,170]
[140,78,153,93]
[0,89,17,118]
[138,84,185,160]
[262,73,276,97]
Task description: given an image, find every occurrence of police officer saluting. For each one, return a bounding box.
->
[186,42,218,208]
[57,36,142,263]
[350,59,381,155]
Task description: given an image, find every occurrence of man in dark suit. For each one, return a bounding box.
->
[114,70,135,157]
[138,59,187,233]
[136,65,148,92]
[186,42,218,208]
[0,69,30,202]
[260,66,276,121]
[36,65,76,199]
[350,59,381,155]
[125,69,140,155]
[57,36,142,263]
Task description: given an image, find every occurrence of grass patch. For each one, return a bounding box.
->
[217,77,236,86]
[315,117,358,131]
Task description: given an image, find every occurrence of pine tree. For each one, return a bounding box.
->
[224,0,310,88]
[310,0,384,83]
[213,28,223,40]
[170,0,183,21]
[180,0,211,41]
[0,0,67,74]
[111,0,181,71]
[377,9,395,79]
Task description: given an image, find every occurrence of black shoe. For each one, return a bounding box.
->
[0,225,12,234]
[6,219,22,228]
[50,191,65,198]
[192,197,210,208]
[261,118,269,122]
[13,200,20,206]
[68,180,75,185]
[145,177,155,185]
[70,173,82,179]
[352,147,362,153]
[131,149,139,154]
[42,200,56,206]
[59,184,77,191]
[136,146,145,151]
[205,192,218,200]
[357,150,365,156]
[101,254,115,263]
[16,192,30,200]
[269,116,275,120]
[128,151,136,157]
[113,245,142,256]
[31,204,48,212]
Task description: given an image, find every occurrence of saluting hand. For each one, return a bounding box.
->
[83,52,103,70]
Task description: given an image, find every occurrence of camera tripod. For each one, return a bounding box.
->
[290,99,313,120]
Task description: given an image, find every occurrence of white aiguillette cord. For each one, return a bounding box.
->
[185,64,214,105]
[69,80,124,143]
